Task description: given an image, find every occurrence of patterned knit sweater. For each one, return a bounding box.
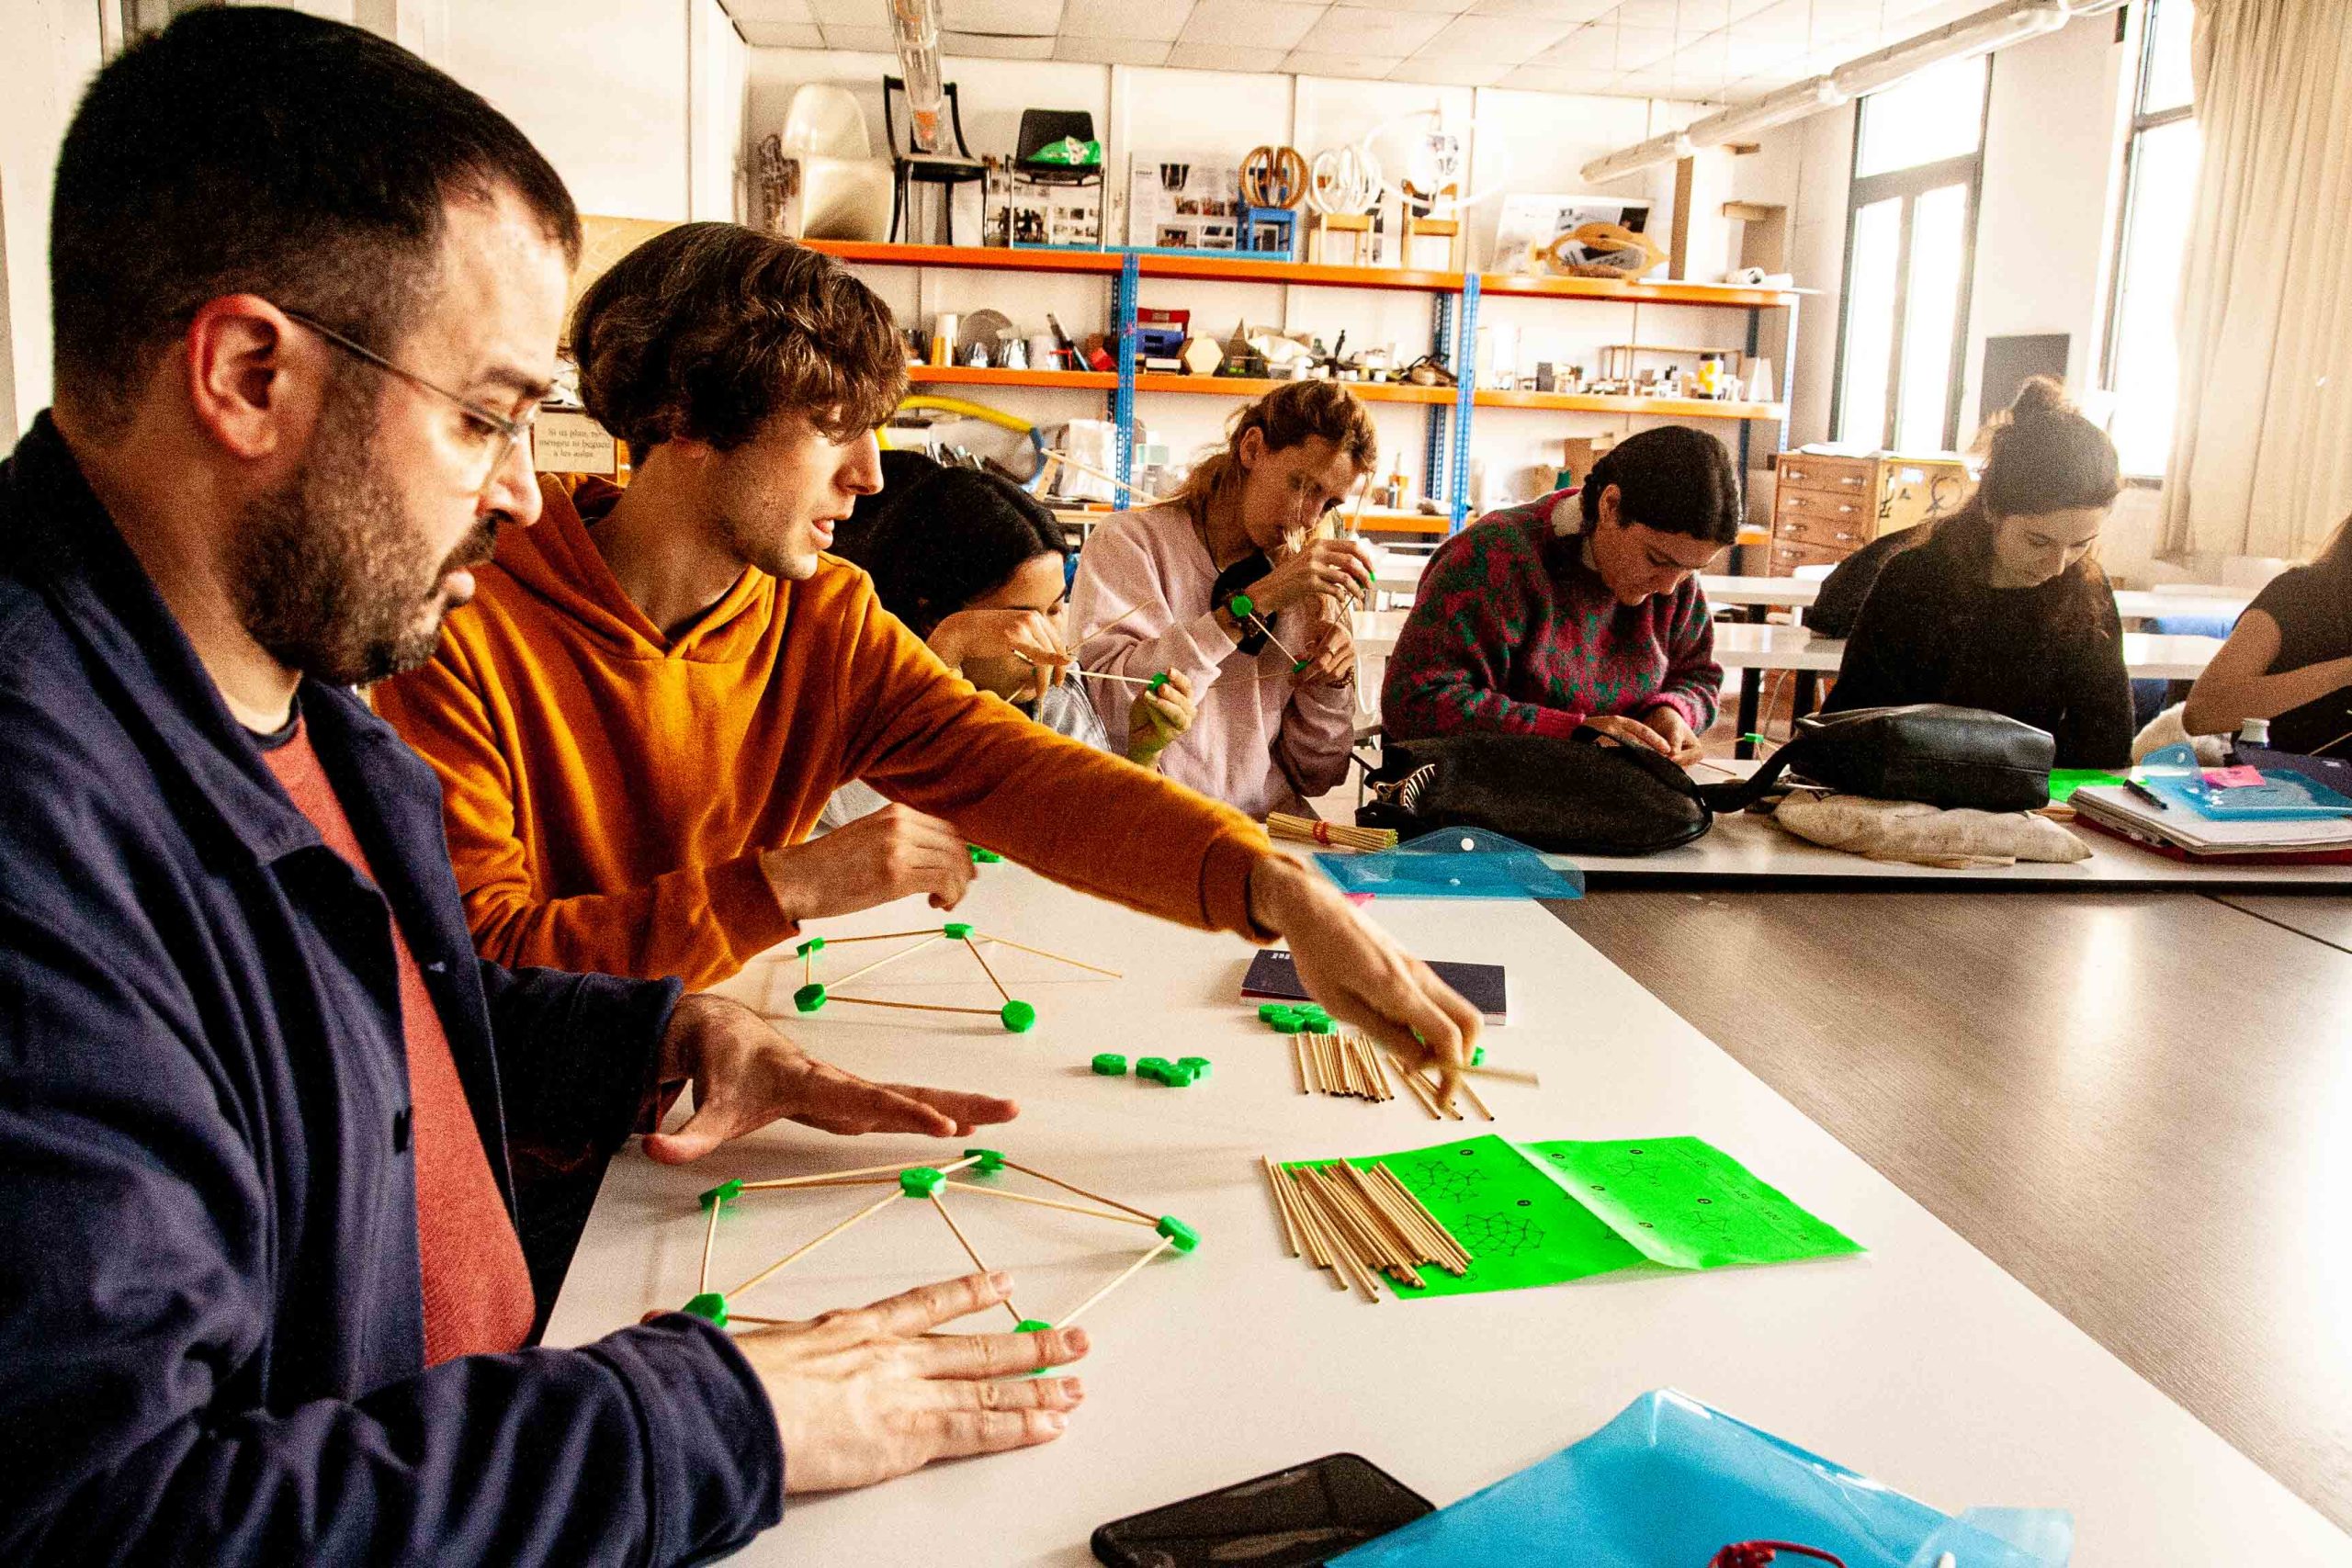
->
[1381,490,1723,739]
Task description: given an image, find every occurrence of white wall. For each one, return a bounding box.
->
[0,0,105,436]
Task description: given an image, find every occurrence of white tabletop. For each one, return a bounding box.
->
[548,866,2345,1564]
[1700,574,2252,626]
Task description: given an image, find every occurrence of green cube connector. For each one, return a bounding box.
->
[1257,1003,1288,1021]
[792,982,827,1012]
[1178,1056,1210,1077]
[1136,1056,1171,1077]
[1091,1053,1129,1076]
[962,1147,1005,1173]
[967,845,1004,864]
[1291,660,1309,674]
[1000,999,1037,1032]
[1271,1015,1306,1034]
[943,921,974,940]
[795,936,824,957]
[698,1179,742,1210]
[1472,1045,1487,1066]
[1147,671,1170,693]
[1155,1215,1200,1252]
[682,1292,729,1325]
[1228,592,1255,618]
[899,1166,946,1198]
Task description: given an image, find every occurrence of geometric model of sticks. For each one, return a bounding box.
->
[679,1148,1196,1345]
[786,921,1121,1033]
[1261,1155,1475,1303]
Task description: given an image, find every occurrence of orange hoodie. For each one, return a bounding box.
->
[375,478,1276,989]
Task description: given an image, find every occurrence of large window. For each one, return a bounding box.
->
[1832,55,1992,452]
[2102,0,2198,478]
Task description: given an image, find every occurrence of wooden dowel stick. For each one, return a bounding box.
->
[1310,1167,1417,1280]
[1259,1156,1303,1258]
[1292,1033,1310,1095]
[725,1190,902,1301]
[725,1312,793,1325]
[1455,1074,1496,1122]
[1464,1062,1540,1089]
[1053,1234,1177,1329]
[1291,1171,1386,1299]
[1284,1170,1373,1297]
[1072,667,1163,687]
[699,1197,721,1294]
[962,937,1013,1005]
[928,1192,1023,1325]
[973,935,1124,979]
[824,996,1006,1019]
[739,1152,981,1193]
[1359,1163,1450,1263]
[1282,1172,1347,1285]
[1366,1041,1394,1102]
[828,934,944,990]
[816,929,945,945]
[1300,1167,1396,1270]
[999,1160,1159,1224]
[1392,1059,1442,1118]
[1374,1165,1473,1272]
[939,1181,1158,1226]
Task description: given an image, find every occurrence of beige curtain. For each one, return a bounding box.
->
[2161,0,2352,560]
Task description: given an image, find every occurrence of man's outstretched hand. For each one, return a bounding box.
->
[644,994,1018,1164]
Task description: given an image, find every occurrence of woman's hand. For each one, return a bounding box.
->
[929,609,1070,699]
[1581,713,1675,759]
[1295,615,1356,689]
[1126,669,1195,766]
[1245,538,1375,615]
[1636,705,1705,766]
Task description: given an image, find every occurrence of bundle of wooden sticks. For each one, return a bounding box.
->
[1261,1156,1475,1302]
[1292,1029,1496,1122]
[1265,812,1397,852]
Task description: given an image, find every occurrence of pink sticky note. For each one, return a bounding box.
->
[2202,765,2265,788]
[1342,891,1375,906]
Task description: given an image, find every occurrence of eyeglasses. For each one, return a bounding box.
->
[277,307,534,495]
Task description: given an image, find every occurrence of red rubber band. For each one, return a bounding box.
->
[1312,821,1333,845]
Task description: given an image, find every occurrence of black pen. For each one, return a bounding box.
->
[2123,778,2169,811]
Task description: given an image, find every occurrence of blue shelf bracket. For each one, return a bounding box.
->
[1448,273,1479,533]
[1113,251,1139,496]
[1423,292,1453,511]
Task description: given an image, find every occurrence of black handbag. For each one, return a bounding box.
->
[1357,705,2054,858]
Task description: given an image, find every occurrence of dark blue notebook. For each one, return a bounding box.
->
[1241,948,1508,1022]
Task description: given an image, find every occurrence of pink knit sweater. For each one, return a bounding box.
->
[1070,504,1356,818]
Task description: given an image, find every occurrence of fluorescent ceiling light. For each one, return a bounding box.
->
[1580,130,1696,186]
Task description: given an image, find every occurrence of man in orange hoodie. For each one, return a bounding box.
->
[376,223,1478,1104]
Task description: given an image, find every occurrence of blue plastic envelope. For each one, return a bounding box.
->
[1331,1390,2072,1568]
[1317,827,1586,900]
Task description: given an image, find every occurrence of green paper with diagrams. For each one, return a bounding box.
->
[1288,1134,1862,1299]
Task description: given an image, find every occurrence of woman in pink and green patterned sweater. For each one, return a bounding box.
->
[1381,425,1740,764]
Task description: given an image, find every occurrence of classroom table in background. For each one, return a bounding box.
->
[545,865,2346,1564]
[1700,573,2254,627]
[1552,886,2352,1537]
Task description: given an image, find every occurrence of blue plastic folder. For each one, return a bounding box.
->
[1316,828,1586,900]
[2136,742,2352,821]
[1331,1390,2072,1568]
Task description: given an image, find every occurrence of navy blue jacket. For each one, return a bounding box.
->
[0,417,783,1563]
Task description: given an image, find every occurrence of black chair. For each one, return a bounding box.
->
[883,75,986,245]
[1015,108,1102,178]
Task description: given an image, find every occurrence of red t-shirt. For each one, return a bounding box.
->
[259,717,534,1364]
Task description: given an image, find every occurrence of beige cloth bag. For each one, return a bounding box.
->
[1773,793,2090,870]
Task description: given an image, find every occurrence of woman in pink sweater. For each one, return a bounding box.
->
[1071,382,1377,817]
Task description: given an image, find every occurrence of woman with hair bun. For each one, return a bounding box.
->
[1380,423,1741,764]
[1821,375,2132,766]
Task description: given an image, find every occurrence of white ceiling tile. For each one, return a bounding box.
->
[1495,62,1619,91]
[807,0,879,22]
[819,22,899,50]
[1724,0,1784,17]
[1283,49,1409,79]
[1296,6,1450,55]
[944,29,1057,57]
[1609,23,1675,67]
[1611,0,1695,25]
[1614,66,1690,95]
[1469,0,1617,17]
[1058,0,1192,39]
[1414,13,1575,61]
[939,0,1064,30]
[1163,40,1293,71]
[1179,0,1326,50]
[1388,55,1513,85]
[1384,0,1483,11]
[721,0,815,22]
[737,20,827,47]
[1724,32,1808,73]
[1530,22,1611,64]
[1054,34,1176,63]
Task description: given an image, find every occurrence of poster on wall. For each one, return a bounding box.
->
[1128,152,1242,250]
[1491,194,1654,274]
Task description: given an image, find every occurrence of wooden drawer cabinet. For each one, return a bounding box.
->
[1764,451,1972,577]
[1776,508,1871,552]
[1770,537,1850,574]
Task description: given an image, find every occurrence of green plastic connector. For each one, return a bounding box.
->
[1165,1066,1197,1088]
[792,982,827,1012]
[967,844,1004,864]
[1270,1015,1306,1034]
[682,1292,729,1325]
[698,1179,743,1210]
[1472,1045,1487,1066]
[1155,1215,1200,1253]
[943,921,975,940]
[1147,671,1170,693]
[1000,999,1037,1032]
[1136,1055,1171,1077]
[1227,592,1255,618]
[1178,1056,1211,1077]
[1298,1007,1332,1028]
[1091,1053,1129,1076]
[1257,1002,1289,1021]
[962,1146,1006,1173]
[899,1166,946,1198]
[795,936,824,957]
[1292,660,1309,674]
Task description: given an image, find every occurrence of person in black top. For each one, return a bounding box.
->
[1806,524,1928,638]
[1821,378,2132,767]
[2182,517,2352,754]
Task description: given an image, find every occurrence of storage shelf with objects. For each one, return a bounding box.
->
[805,240,1800,533]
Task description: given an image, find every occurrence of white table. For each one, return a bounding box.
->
[1702,573,2253,627]
[548,867,2346,1564]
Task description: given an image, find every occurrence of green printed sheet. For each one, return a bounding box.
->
[2048,768,2129,803]
[1286,1134,1860,1301]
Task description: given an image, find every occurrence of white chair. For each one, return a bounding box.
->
[763,85,892,242]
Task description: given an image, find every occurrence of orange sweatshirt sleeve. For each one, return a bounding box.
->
[373,637,797,989]
[826,578,1279,940]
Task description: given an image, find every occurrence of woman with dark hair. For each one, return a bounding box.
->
[1069,380,1380,816]
[2182,515,2352,754]
[820,457,1197,827]
[1380,424,1740,763]
[1821,377,2132,766]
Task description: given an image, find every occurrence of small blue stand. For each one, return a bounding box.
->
[1241,205,1300,261]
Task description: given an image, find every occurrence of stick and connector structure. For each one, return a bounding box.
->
[678,1147,1197,1342]
[786,921,1119,1032]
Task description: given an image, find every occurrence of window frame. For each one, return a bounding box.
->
[2098,0,2197,474]
[1828,61,1995,452]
